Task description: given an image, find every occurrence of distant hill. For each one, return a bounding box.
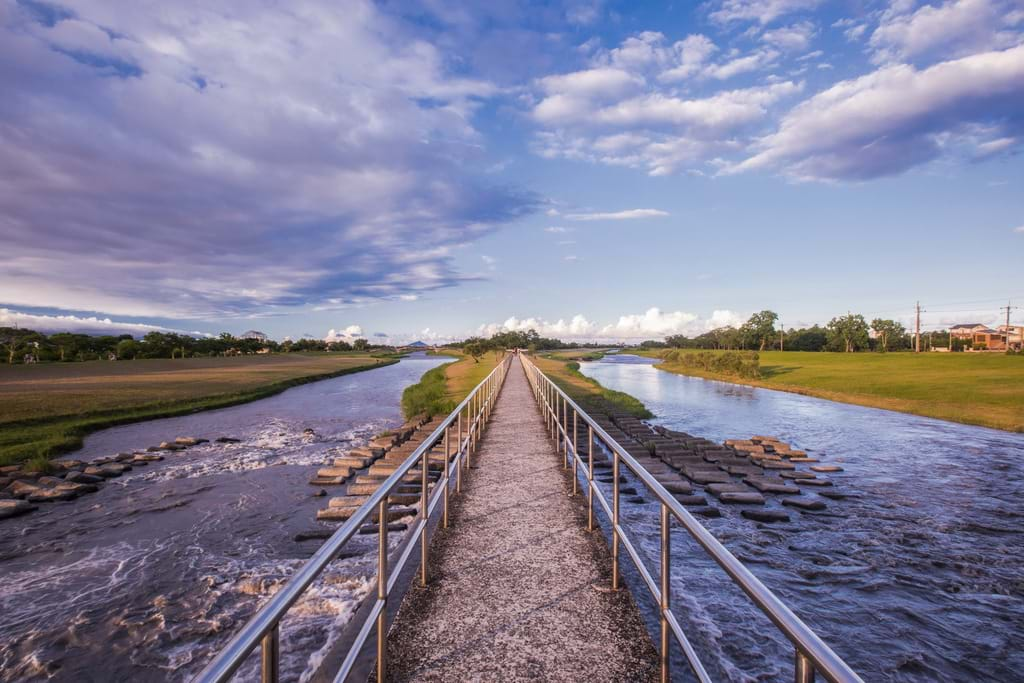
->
[407,341,428,348]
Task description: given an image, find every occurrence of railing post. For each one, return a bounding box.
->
[587,425,594,531]
[795,652,815,683]
[660,502,671,683]
[612,450,620,591]
[420,447,429,586]
[443,425,450,528]
[261,625,279,683]
[456,410,463,494]
[376,498,388,683]
[571,409,578,495]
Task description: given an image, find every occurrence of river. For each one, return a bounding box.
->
[578,354,1024,682]
[0,353,447,682]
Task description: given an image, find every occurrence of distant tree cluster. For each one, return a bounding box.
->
[0,326,388,364]
[445,328,570,361]
[662,310,916,353]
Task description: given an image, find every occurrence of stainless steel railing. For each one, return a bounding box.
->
[195,353,513,683]
[520,354,863,683]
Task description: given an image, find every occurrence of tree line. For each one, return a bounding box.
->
[651,310,932,353]
[0,327,381,364]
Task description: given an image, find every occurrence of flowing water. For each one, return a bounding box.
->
[579,354,1024,682]
[0,353,447,682]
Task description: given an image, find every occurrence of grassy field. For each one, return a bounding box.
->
[636,350,1024,432]
[533,353,651,418]
[0,353,395,465]
[401,350,503,419]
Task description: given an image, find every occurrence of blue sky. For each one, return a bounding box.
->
[1,0,1022,343]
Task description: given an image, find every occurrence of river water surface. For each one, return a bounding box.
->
[579,354,1024,682]
[0,353,447,682]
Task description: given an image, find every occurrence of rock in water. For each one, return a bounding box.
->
[782,497,827,511]
[742,509,790,523]
[0,499,38,519]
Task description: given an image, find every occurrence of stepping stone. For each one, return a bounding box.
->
[780,471,816,479]
[215,437,241,443]
[819,491,847,500]
[627,496,646,504]
[761,461,795,470]
[788,457,819,463]
[673,494,706,506]
[796,478,833,487]
[64,471,104,484]
[0,499,38,519]
[332,457,371,469]
[742,509,790,523]
[720,492,765,505]
[811,465,844,473]
[722,465,763,477]
[745,476,800,494]
[26,488,78,502]
[619,487,638,496]
[660,481,693,495]
[686,471,732,485]
[691,507,722,518]
[782,497,826,511]
[707,482,750,497]
[309,476,347,486]
[294,529,334,542]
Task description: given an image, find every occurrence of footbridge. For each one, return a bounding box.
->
[196,354,862,683]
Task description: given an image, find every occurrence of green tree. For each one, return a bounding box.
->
[463,339,488,362]
[870,319,906,352]
[116,339,140,359]
[741,310,780,351]
[827,314,870,352]
[352,338,370,352]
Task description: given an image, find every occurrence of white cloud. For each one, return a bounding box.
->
[659,34,718,81]
[1014,225,1024,233]
[762,22,817,51]
[481,255,497,270]
[477,308,746,341]
[730,44,1024,180]
[704,49,780,79]
[564,209,669,220]
[545,226,572,232]
[325,325,364,341]
[564,254,581,261]
[710,0,824,26]
[0,308,202,337]
[870,0,1023,63]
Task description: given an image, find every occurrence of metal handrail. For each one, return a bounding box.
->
[195,353,513,683]
[520,354,863,683]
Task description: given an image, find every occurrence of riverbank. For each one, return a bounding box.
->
[632,349,1024,433]
[401,350,503,418]
[533,353,651,417]
[0,353,397,465]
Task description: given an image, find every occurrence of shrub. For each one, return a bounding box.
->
[401,364,456,418]
[677,350,761,379]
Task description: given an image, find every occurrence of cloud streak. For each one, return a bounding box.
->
[0,0,534,320]
[564,209,669,221]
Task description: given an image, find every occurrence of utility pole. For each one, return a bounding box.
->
[1001,300,1018,350]
[915,301,922,353]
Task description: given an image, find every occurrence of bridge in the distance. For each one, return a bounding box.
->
[195,354,862,683]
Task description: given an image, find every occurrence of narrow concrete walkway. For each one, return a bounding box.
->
[384,356,658,682]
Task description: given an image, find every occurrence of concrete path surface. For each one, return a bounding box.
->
[383,356,658,682]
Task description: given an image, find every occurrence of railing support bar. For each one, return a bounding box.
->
[260,626,279,683]
[660,502,671,683]
[376,497,388,683]
[796,652,815,683]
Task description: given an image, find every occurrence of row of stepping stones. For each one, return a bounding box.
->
[310,415,462,535]
[0,436,238,520]
[565,414,843,523]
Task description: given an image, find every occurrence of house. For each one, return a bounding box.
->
[949,323,989,339]
[969,328,1006,351]
[998,325,1023,350]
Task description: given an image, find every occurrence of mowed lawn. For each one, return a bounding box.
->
[652,351,1024,433]
[0,353,391,463]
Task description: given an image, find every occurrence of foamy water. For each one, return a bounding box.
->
[0,354,447,682]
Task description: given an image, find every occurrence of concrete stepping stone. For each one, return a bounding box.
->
[317,466,353,479]
[673,494,706,506]
[685,470,732,485]
[780,471,816,480]
[745,476,800,494]
[707,482,750,496]
[720,492,765,505]
[795,478,833,487]
[811,465,844,473]
[692,506,722,518]
[742,509,790,523]
[819,491,847,500]
[788,457,819,463]
[722,465,763,477]
[627,496,646,504]
[782,497,827,511]
[309,476,347,486]
[332,457,371,469]
[761,461,795,470]
[659,480,693,495]
[0,499,38,519]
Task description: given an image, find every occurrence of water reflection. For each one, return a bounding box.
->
[581,355,1024,682]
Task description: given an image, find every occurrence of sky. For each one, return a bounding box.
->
[1,0,1022,344]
